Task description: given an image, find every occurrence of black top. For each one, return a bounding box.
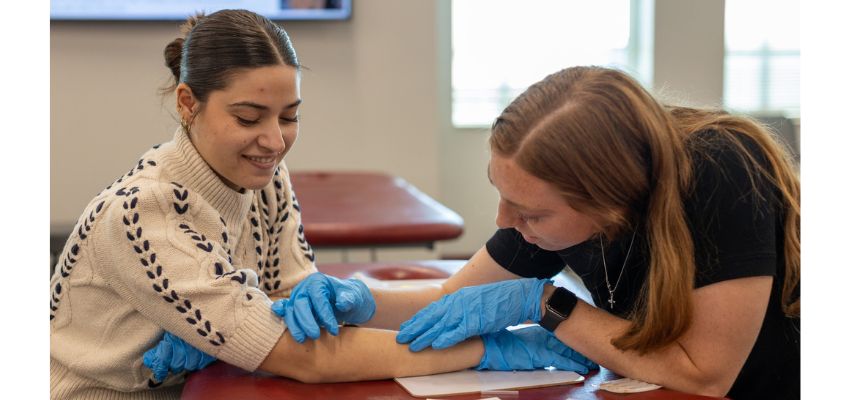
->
[485,131,800,400]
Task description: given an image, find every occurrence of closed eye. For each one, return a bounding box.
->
[280,115,299,124]
[520,214,540,223]
[236,116,259,126]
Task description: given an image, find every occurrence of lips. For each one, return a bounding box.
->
[245,155,275,163]
[243,155,277,169]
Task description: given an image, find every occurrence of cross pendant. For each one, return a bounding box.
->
[608,293,616,308]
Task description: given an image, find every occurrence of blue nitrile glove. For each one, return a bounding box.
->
[271,272,376,343]
[397,278,550,352]
[478,326,598,373]
[143,332,216,382]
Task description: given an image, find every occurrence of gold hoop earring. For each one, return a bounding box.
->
[180,117,190,135]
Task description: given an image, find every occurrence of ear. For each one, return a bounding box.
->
[175,83,198,121]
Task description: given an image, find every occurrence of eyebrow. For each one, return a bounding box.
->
[228,98,302,111]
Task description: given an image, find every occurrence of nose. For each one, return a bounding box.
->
[495,200,521,230]
[258,123,286,155]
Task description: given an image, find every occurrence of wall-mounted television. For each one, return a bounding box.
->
[51,0,352,21]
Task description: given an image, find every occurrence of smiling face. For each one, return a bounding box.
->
[177,65,301,191]
[489,152,600,251]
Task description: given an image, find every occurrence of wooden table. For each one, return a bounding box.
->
[182,361,726,400]
[290,171,464,249]
[182,261,728,400]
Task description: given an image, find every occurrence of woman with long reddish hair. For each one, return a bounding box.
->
[391,66,800,399]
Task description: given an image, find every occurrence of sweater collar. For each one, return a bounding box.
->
[159,128,253,228]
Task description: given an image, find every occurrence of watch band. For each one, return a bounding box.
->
[540,287,578,332]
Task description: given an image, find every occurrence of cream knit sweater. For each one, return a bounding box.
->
[50,129,317,399]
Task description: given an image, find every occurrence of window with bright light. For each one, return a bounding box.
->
[724,0,799,117]
[451,0,653,127]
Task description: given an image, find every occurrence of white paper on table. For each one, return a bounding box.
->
[395,369,584,398]
[598,377,662,393]
[350,271,445,289]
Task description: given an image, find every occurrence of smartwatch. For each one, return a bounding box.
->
[539,287,578,332]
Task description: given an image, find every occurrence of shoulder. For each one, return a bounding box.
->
[684,130,782,285]
[685,129,778,211]
[92,177,225,247]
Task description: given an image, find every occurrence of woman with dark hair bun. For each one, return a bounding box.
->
[49,9,594,399]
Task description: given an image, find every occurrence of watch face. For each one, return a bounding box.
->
[547,288,575,314]
[546,303,568,318]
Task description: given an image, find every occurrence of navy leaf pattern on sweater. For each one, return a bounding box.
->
[103,158,156,192]
[122,185,227,347]
[249,204,266,291]
[219,216,233,264]
[50,200,106,321]
[290,189,315,263]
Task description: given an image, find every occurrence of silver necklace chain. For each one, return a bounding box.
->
[600,229,637,310]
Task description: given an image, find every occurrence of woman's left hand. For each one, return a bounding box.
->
[143,332,216,382]
[396,278,549,352]
[478,325,598,373]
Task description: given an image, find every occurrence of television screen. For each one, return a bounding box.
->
[51,0,352,21]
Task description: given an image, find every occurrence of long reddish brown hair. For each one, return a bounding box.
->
[490,66,800,353]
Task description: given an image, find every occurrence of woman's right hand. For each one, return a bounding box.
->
[477,325,598,373]
[271,272,376,342]
[397,278,549,352]
[143,332,216,382]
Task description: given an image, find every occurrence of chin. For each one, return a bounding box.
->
[537,242,570,252]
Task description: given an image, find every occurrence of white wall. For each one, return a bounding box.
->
[52,0,729,259]
[51,0,442,262]
[436,0,726,257]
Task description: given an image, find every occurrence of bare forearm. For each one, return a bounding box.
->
[365,285,445,330]
[548,277,772,397]
[259,327,482,383]
[553,301,724,396]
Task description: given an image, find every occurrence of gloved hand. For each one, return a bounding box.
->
[478,326,598,373]
[143,332,216,382]
[271,272,376,343]
[397,278,549,352]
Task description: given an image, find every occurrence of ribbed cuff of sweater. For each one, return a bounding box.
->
[217,301,286,372]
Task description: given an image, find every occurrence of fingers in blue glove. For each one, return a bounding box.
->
[143,332,217,382]
[398,279,551,352]
[429,314,474,350]
[182,340,202,370]
[407,324,447,352]
[415,315,467,351]
[398,293,474,351]
[569,351,596,371]
[549,355,591,374]
[396,299,449,345]
[304,282,341,334]
[143,338,172,382]
[169,333,188,371]
[283,301,307,343]
[295,297,323,339]
[270,299,286,317]
[334,290,356,313]
[477,326,597,373]
[338,279,376,323]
